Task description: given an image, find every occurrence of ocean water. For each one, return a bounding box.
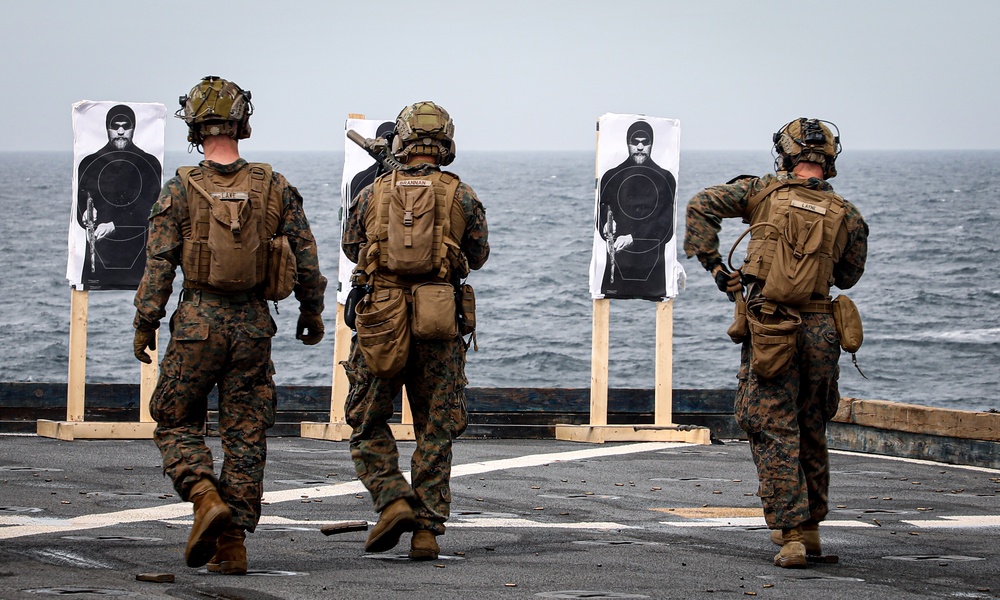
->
[1,150,998,413]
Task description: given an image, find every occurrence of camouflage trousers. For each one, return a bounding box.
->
[342,335,469,535]
[735,311,841,530]
[150,296,277,531]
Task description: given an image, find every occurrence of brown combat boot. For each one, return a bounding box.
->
[185,478,231,568]
[206,528,247,575]
[770,522,821,555]
[773,526,808,568]
[409,530,440,561]
[364,498,416,553]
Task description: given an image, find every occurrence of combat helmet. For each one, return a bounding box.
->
[773,118,841,178]
[390,101,456,166]
[176,76,253,145]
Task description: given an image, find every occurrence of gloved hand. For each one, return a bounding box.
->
[296,312,325,345]
[713,264,743,302]
[133,328,157,364]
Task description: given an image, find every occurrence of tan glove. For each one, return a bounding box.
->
[296,312,325,346]
[133,328,157,364]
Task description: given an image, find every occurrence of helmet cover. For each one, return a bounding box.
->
[176,76,253,144]
[773,118,841,178]
[391,101,456,165]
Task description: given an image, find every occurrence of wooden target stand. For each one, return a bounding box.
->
[37,289,159,440]
[300,113,415,443]
[554,298,710,444]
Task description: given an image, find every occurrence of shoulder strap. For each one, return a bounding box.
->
[743,178,808,223]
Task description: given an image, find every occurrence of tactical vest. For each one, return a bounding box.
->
[360,169,466,284]
[739,179,848,306]
[178,163,281,294]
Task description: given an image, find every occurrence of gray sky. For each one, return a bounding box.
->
[3,0,998,152]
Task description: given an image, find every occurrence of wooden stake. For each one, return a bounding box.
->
[654,299,673,426]
[590,298,610,426]
[67,288,88,422]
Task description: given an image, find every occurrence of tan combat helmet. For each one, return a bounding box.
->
[390,101,456,166]
[773,118,841,178]
[176,76,254,145]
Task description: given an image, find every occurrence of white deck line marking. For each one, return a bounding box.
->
[830,449,1000,474]
[660,517,876,528]
[0,441,689,541]
[158,515,637,531]
[902,515,1000,528]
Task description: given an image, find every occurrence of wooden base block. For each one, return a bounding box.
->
[300,422,354,441]
[36,420,156,441]
[299,422,415,442]
[554,424,711,445]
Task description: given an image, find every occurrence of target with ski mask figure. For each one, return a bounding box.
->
[67,101,165,291]
[589,113,684,301]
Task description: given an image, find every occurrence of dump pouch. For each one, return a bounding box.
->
[355,287,410,378]
[262,235,296,301]
[411,282,458,340]
[746,299,801,379]
[832,294,864,353]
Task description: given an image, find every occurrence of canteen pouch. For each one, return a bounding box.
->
[459,283,476,335]
[832,294,864,353]
[411,282,458,340]
[355,287,410,377]
[262,235,296,301]
[746,299,802,379]
[727,293,748,344]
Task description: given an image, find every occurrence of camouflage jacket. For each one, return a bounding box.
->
[133,159,326,329]
[342,164,490,273]
[684,172,868,290]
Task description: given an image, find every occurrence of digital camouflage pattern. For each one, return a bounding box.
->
[342,164,489,534]
[134,158,326,531]
[685,171,868,531]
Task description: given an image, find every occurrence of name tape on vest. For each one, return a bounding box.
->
[396,179,433,187]
[211,192,250,201]
[790,199,827,215]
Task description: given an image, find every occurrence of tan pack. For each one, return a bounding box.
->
[832,294,864,353]
[739,180,848,307]
[179,164,288,295]
[362,170,464,280]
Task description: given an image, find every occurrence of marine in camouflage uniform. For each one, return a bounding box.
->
[341,103,489,559]
[132,77,326,573]
[343,168,489,534]
[684,119,867,567]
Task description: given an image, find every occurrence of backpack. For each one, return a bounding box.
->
[362,169,464,280]
[736,178,847,306]
[179,164,284,294]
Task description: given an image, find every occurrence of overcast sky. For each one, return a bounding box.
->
[3,0,998,152]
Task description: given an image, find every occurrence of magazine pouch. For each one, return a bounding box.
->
[355,287,410,378]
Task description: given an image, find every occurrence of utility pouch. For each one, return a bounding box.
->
[355,287,410,378]
[262,235,296,301]
[832,294,864,353]
[760,209,824,306]
[746,299,801,379]
[727,293,748,344]
[207,195,260,292]
[459,283,476,335]
[411,282,458,340]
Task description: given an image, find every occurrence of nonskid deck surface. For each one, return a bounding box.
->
[1,435,998,599]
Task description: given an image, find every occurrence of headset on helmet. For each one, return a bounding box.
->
[772,118,841,178]
[176,76,253,145]
[390,101,456,166]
